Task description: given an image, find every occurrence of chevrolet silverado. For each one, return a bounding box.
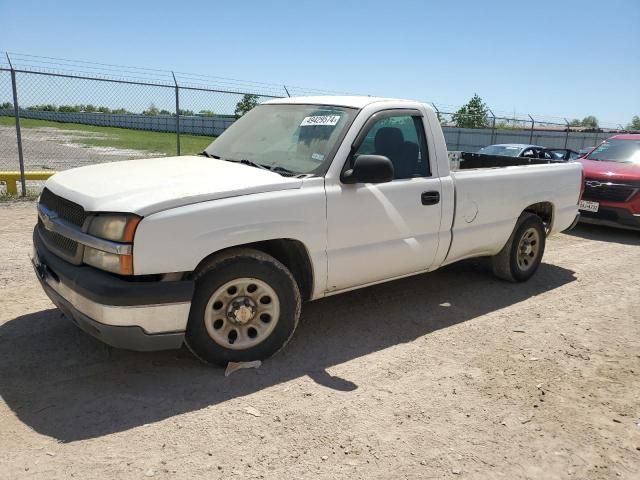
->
[32,96,583,365]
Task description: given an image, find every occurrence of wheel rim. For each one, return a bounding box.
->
[516,227,540,271]
[204,278,280,350]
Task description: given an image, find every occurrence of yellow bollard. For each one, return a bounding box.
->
[0,171,55,195]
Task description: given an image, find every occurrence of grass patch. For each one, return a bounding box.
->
[0,191,40,202]
[0,116,215,156]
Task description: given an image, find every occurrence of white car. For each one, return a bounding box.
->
[32,96,583,365]
[477,144,547,157]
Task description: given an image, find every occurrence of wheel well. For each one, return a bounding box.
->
[193,239,314,301]
[523,202,553,234]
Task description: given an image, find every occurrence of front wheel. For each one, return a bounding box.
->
[491,213,546,282]
[185,249,301,366]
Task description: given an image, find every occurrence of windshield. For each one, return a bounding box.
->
[204,104,358,175]
[477,145,523,157]
[586,139,640,163]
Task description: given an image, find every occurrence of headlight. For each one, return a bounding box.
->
[87,214,141,242]
[83,213,140,275]
[83,247,134,275]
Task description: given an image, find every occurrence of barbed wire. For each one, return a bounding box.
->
[0,51,628,129]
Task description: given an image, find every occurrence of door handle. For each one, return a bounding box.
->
[421,191,440,206]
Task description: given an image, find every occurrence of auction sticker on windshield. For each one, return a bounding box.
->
[300,115,341,127]
[579,200,599,213]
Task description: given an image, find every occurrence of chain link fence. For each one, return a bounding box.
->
[0,68,19,173]
[432,107,619,153]
[0,52,631,195]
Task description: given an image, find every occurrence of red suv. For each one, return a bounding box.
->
[578,134,640,230]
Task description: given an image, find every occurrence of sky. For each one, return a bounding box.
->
[1,0,639,126]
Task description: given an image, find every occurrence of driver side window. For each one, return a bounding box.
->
[353,115,430,179]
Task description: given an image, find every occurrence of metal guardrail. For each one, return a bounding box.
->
[0,171,54,194]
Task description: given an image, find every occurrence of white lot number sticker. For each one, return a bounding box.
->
[300,115,341,127]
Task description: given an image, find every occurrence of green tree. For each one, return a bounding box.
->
[159,109,172,115]
[59,105,80,113]
[568,116,599,129]
[84,104,97,113]
[143,103,159,116]
[112,108,130,114]
[28,104,57,112]
[234,94,259,118]
[198,109,216,117]
[97,106,111,113]
[626,115,640,130]
[0,102,13,110]
[178,109,194,116]
[452,94,489,128]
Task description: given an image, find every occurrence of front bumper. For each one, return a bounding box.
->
[33,229,194,351]
[579,206,640,231]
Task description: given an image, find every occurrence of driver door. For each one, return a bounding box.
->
[325,110,443,292]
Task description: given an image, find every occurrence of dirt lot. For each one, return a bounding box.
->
[0,125,163,194]
[0,201,638,480]
[0,125,161,171]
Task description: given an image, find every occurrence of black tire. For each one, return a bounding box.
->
[185,248,301,366]
[491,212,546,282]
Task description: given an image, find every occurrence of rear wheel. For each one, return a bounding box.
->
[491,213,546,282]
[185,249,301,366]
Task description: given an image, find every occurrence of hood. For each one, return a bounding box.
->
[45,156,304,216]
[578,158,640,183]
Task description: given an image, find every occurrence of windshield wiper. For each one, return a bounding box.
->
[270,166,298,176]
[200,151,221,159]
[212,156,301,176]
[239,159,271,171]
[228,158,290,173]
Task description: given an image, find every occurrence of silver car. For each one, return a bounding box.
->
[478,144,546,157]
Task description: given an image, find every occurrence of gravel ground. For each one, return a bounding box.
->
[0,125,162,194]
[0,201,638,480]
[0,125,160,170]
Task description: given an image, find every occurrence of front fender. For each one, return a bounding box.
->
[132,181,327,296]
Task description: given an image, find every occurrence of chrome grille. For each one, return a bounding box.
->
[583,179,638,203]
[37,188,87,263]
[39,188,87,227]
[38,218,78,256]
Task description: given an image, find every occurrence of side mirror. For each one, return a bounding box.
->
[341,155,394,184]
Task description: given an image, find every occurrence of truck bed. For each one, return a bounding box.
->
[443,161,583,266]
[448,151,562,170]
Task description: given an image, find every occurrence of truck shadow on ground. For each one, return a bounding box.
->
[566,223,640,246]
[0,259,576,442]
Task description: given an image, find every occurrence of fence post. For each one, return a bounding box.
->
[432,103,441,123]
[172,71,181,156]
[564,118,570,148]
[489,109,496,145]
[528,114,534,144]
[7,54,27,196]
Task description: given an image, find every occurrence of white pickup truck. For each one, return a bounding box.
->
[32,96,582,365]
